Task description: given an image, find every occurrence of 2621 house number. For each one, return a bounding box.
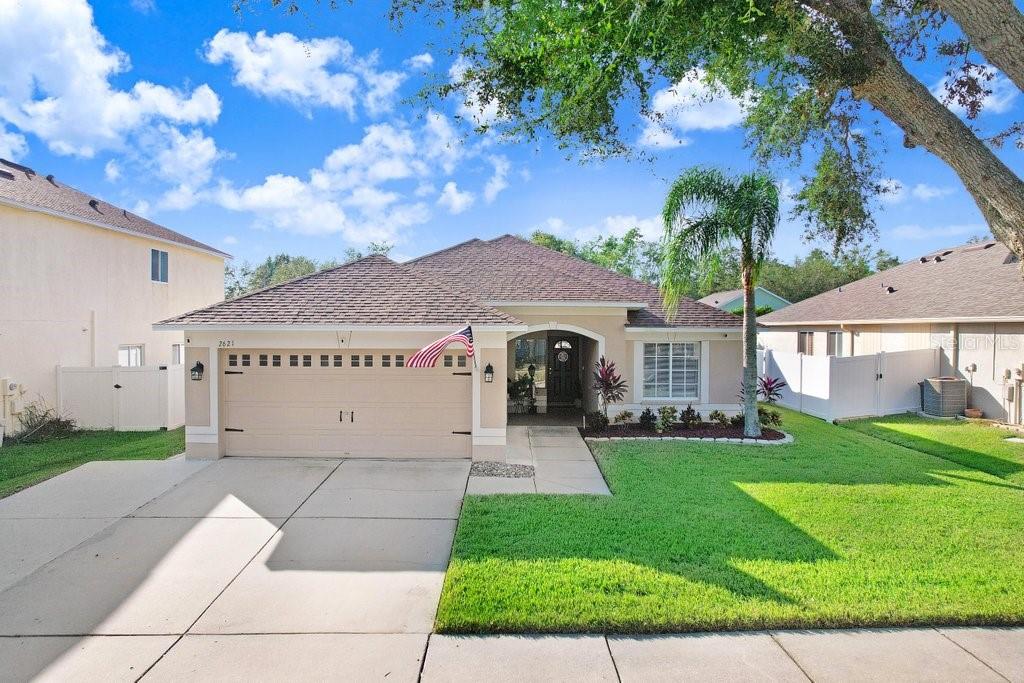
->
[218,340,235,348]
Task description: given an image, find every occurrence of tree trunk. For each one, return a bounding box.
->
[849,22,1024,259]
[936,0,1024,93]
[741,266,761,439]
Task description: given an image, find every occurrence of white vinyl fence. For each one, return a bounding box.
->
[757,348,939,421]
[58,365,185,430]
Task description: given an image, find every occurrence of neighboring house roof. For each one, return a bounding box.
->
[409,234,741,329]
[159,234,741,330]
[0,158,228,258]
[698,286,791,309]
[760,241,1024,325]
[158,255,521,327]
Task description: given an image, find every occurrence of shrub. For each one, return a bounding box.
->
[638,407,657,430]
[758,375,788,404]
[656,405,678,433]
[758,406,783,428]
[613,410,634,426]
[592,356,628,418]
[11,400,77,444]
[730,413,745,427]
[708,409,730,427]
[679,404,702,429]
[586,410,610,431]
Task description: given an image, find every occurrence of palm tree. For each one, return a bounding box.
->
[661,167,779,438]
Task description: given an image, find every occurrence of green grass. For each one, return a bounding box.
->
[842,414,1024,484]
[0,428,185,499]
[437,408,1024,633]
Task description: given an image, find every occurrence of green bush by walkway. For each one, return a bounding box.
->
[436,409,1024,633]
[0,428,184,499]
[842,414,1024,485]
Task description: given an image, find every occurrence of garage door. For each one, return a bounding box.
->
[221,349,472,458]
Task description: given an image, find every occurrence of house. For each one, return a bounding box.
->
[759,240,1024,423]
[0,158,228,433]
[157,235,744,460]
[699,286,791,313]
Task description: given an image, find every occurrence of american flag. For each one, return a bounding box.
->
[407,325,475,368]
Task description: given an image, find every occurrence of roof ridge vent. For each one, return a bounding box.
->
[0,158,34,174]
[919,256,929,263]
[45,174,56,184]
[0,169,13,181]
[934,255,943,262]
[88,198,99,211]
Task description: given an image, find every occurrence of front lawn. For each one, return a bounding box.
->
[436,408,1024,633]
[842,414,1024,485]
[0,428,185,499]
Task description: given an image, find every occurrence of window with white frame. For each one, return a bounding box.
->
[150,249,168,283]
[118,344,144,367]
[826,331,843,357]
[171,343,185,365]
[797,331,814,355]
[643,342,700,399]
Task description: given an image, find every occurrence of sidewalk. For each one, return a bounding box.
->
[419,627,1024,682]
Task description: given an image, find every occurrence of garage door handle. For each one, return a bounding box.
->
[339,410,344,422]
[113,384,122,389]
[451,371,472,376]
[351,411,355,423]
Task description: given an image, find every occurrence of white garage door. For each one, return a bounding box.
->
[221,349,472,458]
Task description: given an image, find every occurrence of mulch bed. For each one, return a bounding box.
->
[580,423,786,440]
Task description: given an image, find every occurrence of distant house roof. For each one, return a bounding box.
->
[760,241,1024,325]
[698,287,791,310]
[0,158,228,258]
[159,235,742,329]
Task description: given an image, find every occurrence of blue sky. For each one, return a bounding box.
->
[1,0,1020,266]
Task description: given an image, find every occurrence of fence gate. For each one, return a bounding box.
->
[58,365,185,431]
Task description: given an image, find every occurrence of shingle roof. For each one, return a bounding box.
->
[760,241,1024,325]
[698,288,744,307]
[410,234,742,329]
[158,255,521,327]
[0,158,227,257]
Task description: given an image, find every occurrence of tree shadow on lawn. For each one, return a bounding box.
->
[442,412,1024,631]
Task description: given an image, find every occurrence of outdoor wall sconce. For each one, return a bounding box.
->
[484,363,494,383]
[190,361,204,381]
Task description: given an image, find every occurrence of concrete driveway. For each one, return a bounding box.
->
[0,456,469,682]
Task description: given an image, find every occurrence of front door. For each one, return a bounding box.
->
[547,335,579,406]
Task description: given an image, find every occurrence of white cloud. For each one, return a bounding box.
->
[891,223,982,240]
[437,181,474,214]
[150,126,228,210]
[204,29,404,118]
[932,65,1019,117]
[0,125,27,161]
[405,53,433,70]
[104,159,121,182]
[0,0,220,158]
[639,70,745,149]
[223,235,238,245]
[910,183,955,201]
[483,155,510,203]
[448,56,500,128]
[537,214,662,242]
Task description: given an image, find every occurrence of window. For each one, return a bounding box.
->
[395,354,405,367]
[150,249,168,283]
[798,331,815,355]
[289,355,298,367]
[171,344,184,365]
[643,343,699,399]
[272,354,281,367]
[259,354,268,367]
[118,344,144,367]
[333,354,343,367]
[320,354,330,367]
[554,340,572,349]
[381,354,391,367]
[457,355,467,368]
[351,354,360,367]
[826,331,843,357]
[227,353,238,367]
[443,355,453,368]
[363,354,373,367]
[241,354,251,367]
[302,354,312,367]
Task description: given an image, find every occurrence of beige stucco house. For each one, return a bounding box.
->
[759,240,1024,423]
[158,235,744,461]
[0,158,227,432]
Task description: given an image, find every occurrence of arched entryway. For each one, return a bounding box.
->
[506,324,605,423]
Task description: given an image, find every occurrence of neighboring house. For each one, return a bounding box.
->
[0,158,228,433]
[759,240,1024,423]
[699,286,791,314]
[158,235,743,460]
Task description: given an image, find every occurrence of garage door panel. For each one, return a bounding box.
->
[222,349,472,458]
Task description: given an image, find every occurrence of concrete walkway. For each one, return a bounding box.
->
[468,426,611,495]
[421,628,1024,682]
